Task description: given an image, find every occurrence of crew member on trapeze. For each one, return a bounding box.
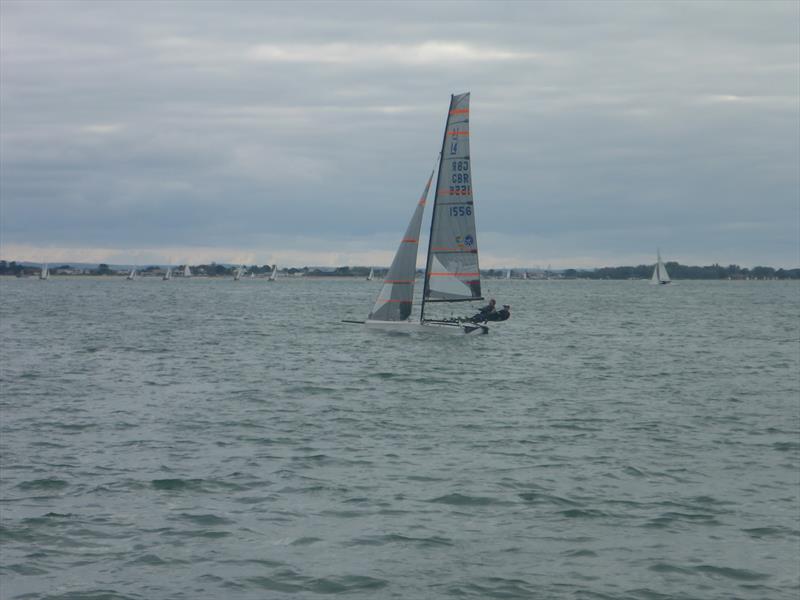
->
[469,299,511,323]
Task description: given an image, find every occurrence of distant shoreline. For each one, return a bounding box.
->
[2,260,798,280]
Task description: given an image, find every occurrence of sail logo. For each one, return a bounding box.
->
[464,235,474,247]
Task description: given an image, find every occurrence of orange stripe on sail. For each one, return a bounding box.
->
[401,238,418,243]
[449,108,469,115]
[429,272,480,277]
[449,130,469,136]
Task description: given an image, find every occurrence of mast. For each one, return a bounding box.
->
[420,95,454,323]
[657,249,662,281]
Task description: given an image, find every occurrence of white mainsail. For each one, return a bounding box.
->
[234,265,245,281]
[39,263,49,280]
[269,265,278,281]
[366,267,374,281]
[651,250,672,285]
[127,268,136,280]
[422,92,482,307]
[367,172,433,322]
[163,267,172,281]
[184,265,192,277]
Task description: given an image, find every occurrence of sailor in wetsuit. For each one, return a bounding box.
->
[470,298,497,323]
[486,304,511,321]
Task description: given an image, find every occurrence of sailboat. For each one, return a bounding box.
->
[233,265,245,281]
[163,267,172,281]
[359,92,489,335]
[505,269,511,280]
[184,265,192,278]
[127,267,137,281]
[39,263,49,280]
[650,249,672,285]
[268,265,278,281]
[366,267,374,281]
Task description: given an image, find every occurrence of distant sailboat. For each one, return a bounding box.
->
[39,263,49,280]
[366,267,374,281]
[127,267,137,281]
[234,265,245,281]
[184,265,192,278]
[505,269,511,280]
[359,93,490,335]
[268,265,278,281]
[651,250,672,285]
[163,267,172,281]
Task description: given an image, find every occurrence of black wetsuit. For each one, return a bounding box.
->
[485,308,510,322]
[470,303,497,323]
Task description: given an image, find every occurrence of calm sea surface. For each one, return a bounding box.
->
[1,277,798,599]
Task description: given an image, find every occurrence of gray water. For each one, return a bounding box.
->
[1,277,798,600]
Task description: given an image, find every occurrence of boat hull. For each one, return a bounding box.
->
[365,319,488,335]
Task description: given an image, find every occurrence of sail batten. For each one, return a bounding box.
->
[422,93,482,306]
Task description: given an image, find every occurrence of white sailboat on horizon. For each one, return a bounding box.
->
[268,265,278,281]
[163,267,172,281]
[127,267,136,281]
[366,267,374,281]
[39,263,49,280]
[651,249,672,285]
[357,93,492,335]
[234,265,245,281]
[183,265,192,278]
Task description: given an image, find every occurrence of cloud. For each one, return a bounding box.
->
[245,41,537,65]
[0,0,797,268]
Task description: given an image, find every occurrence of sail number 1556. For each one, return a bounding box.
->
[448,205,473,217]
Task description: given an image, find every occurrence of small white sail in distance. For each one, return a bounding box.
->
[184,265,192,277]
[366,267,374,281]
[650,249,672,285]
[269,265,278,281]
[39,263,49,280]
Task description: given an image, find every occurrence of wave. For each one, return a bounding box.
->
[16,478,68,491]
[149,478,247,493]
[246,570,388,594]
[427,492,506,506]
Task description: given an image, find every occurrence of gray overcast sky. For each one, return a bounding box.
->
[1,0,798,268]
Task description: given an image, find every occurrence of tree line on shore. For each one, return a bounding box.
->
[560,263,799,280]
[1,260,797,280]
